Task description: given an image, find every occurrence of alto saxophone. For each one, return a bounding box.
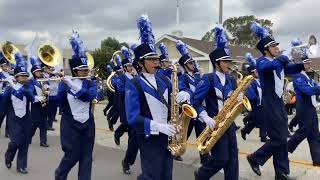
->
[195,72,254,155]
[168,64,197,156]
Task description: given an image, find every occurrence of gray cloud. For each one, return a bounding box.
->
[0,0,318,54]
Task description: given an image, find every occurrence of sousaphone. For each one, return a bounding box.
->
[38,43,62,67]
[1,41,19,65]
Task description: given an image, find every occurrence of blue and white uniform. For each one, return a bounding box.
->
[43,72,59,129]
[29,78,48,145]
[3,82,34,171]
[249,55,304,175]
[125,72,173,180]
[288,71,320,164]
[55,31,97,180]
[241,79,267,138]
[194,71,238,180]
[0,70,11,136]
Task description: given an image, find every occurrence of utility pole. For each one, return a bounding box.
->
[219,0,223,24]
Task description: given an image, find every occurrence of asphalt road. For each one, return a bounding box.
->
[0,135,226,180]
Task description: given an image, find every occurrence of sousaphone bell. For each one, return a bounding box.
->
[1,41,19,65]
[38,43,62,67]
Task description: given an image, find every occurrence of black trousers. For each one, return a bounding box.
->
[123,128,139,165]
[55,115,95,180]
[30,103,48,144]
[197,125,238,180]
[5,113,31,170]
[137,134,173,180]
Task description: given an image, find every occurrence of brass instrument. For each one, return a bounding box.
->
[38,44,61,67]
[36,76,92,82]
[1,41,19,65]
[195,74,254,155]
[106,71,116,93]
[283,78,293,105]
[230,67,243,81]
[168,64,197,156]
[105,50,122,93]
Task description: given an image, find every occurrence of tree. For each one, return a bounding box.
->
[92,37,128,79]
[201,15,273,48]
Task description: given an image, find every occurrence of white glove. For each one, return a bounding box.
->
[5,76,19,90]
[237,92,244,102]
[176,91,190,104]
[43,84,50,90]
[150,121,177,136]
[198,111,216,129]
[35,96,46,102]
[64,76,81,92]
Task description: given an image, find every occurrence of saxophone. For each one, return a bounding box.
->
[168,64,197,156]
[195,73,254,155]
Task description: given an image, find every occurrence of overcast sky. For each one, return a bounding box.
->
[0,0,318,51]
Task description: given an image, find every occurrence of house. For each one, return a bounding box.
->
[155,34,260,73]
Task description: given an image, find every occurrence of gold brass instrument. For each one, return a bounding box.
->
[105,50,122,93]
[86,52,95,69]
[230,67,243,81]
[106,71,116,93]
[283,78,293,105]
[1,41,19,65]
[195,73,254,155]
[168,64,197,156]
[38,44,61,67]
[36,76,92,82]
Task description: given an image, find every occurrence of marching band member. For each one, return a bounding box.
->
[287,54,320,167]
[117,46,139,174]
[103,64,118,131]
[157,43,172,79]
[42,65,60,131]
[125,14,177,180]
[111,55,127,146]
[3,53,34,174]
[0,53,12,138]
[55,31,97,180]
[29,56,49,147]
[247,22,304,180]
[240,53,268,142]
[175,40,209,164]
[193,25,238,180]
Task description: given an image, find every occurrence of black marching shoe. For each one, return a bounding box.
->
[17,168,28,174]
[246,155,261,176]
[122,160,131,175]
[47,127,55,131]
[174,156,183,161]
[275,173,296,180]
[194,170,199,180]
[313,162,320,167]
[114,134,120,146]
[260,136,269,142]
[40,142,50,148]
[5,159,11,169]
[240,129,246,140]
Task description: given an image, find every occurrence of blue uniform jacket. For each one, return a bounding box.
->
[256,55,304,139]
[245,79,261,109]
[56,80,97,125]
[193,72,237,118]
[125,74,172,138]
[293,72,320,107]
[179,73,201,105]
